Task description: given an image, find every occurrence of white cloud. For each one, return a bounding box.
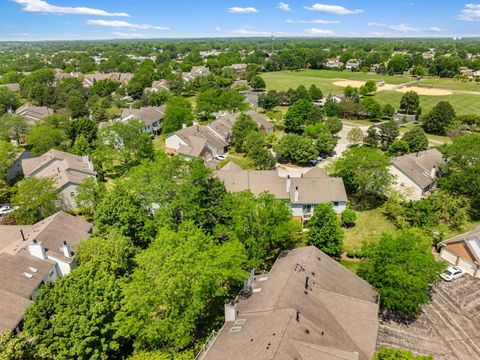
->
[458,3,480,21]
[215,27,221,32]
[368,22,419,32]
[277,2,291,12]
[112,32,144,38]
[228,7,258,13]
[304,3,363,15]
[304,28,333,35]
[87,20,169,30]
[14,0,129,17]
[286,19,339,24]
[429,26,442,32]
[230,28,269,36]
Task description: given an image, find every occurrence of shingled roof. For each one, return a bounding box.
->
[391,149,443,189]
[201,246,379,360]
[121,106,166,126]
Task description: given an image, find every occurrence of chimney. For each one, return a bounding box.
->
[62,241,72,258]
[20,229,26,241]
[28,240,47,260]
[294,186,299,202]
[224,300,237,323]
[286,175,291,193]
[430,166,437,179]
[182,123,187,129]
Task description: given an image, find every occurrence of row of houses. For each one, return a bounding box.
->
[0,211,92,333]
[165,111,274,161]
[459,67,480,79]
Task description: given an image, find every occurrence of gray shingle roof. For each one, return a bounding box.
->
[202,246,379,360]
[121,106,166,127]
[392,149,443,189]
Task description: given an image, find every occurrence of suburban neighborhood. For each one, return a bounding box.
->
[1,1,480,359]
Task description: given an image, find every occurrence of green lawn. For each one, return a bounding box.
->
[340,259,361,274]
[343,207,398,252]
[420,77,480,92]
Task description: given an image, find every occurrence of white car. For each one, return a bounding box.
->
[0,204,14,216]
[440,266,464,282]
[215,154,227,161]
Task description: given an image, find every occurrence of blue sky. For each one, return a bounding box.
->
[1,0,480,41]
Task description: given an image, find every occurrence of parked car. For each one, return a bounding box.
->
[215,154,227,161]
[0,203,14,216]
[440,266,464,281]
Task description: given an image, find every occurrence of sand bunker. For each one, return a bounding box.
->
[396,86,452,96]
[333,80,366,88]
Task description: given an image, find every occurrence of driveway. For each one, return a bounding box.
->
[377,275,480,360]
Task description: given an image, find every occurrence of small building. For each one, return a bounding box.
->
[346,59,361,71]
[216,166,347,219]
[165,111,274,161]
[15,104,53,124]
[21,150,96,210]
[440,227,480,277]
[183,66,210,82]
[199,246,379,360]
[0,211,92,333]
[389,149,443,200]
[83,72,133,87]
[324,57,343,69]
[229,63,248,73]
[144,79,170,93]
[120,106,166,135]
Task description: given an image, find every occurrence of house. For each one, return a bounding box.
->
[346,59,361,71]
[21,150,96,210]
[1,83,19,92]
[324,58,343,69]
[216,165,347,219]
[422,50,435,60]
[199,246,379,360]
[459,67,475,78]
[0,211,92,333]
[15,104,53,124]
[240,89,261,108]
[6,149,31,182]
[120,106,166,135]
[440,227,480,277]
[144,79,170,93]
[54,70,75,82]
[165,111,274,161]
[83,72,133,87]
[389,149,443,200]
[229,63,248,73]
[474,70,480,79]
[183,66,210,82]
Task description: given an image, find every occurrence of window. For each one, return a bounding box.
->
[333,202,339,207]
[302,205,312,214]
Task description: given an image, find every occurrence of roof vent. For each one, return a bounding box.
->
[28,266,38,273]
[234,319,246,325]
[23,272,33,279]
[229,326,242,333]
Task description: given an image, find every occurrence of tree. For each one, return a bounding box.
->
[324,100,342,117]
[0,331,37,360]
[324,117,342,135]
[231,114,258,152]
[363,126,379,148]
[308,203,344,260]
[361,97,382,118]
[402,127,428,152]
[422,101,456,135]
[20,69,55,105]
[0,113,29,144]
[67,117,98,144]
[347,127,364,146]
[309,84,323,100]
[116,222,248,352]
[305,123,337,156]
[360,80,377,96]
[378,120,400,147]
[89,78,119,97]
[11,177,58,224]
[26,124,66,155]
[0,86,20,115]
[273,133,318,165]
[439,135,480,213]
[0,141,17,180]
[341,208,357,227]
[332,147,392,198]
[67,94,89,118]
[374,347,433,360]
[249,75,266,90]
[358,231,444,317]
[399,91,420,114]
[162,97,193,134]
[258,90,280,110]
[284,99,315,133]
[382,104,395,120]
[76,177,105,217]
[386,140,410,156]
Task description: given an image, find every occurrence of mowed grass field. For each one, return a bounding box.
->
[263,70,480,115]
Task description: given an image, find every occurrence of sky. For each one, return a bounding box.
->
[1,0,480,41]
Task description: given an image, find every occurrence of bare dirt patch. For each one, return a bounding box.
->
[396,86,453,96]
[333,80,366,88]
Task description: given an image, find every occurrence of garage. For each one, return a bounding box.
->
[439,227,480,278]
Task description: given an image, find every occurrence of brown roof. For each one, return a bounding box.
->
[392,149,443,189]
[84,72,133,85]
[15,104,53,121]
[21,149,96,190]
[0,289,32,333]
[121,106,166,127]
[440,226,480,263]
[221,161,243,171]
[0,225,35,252]
[216,169,347,203]
[244,110,275,132]
[202,246,379,360]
